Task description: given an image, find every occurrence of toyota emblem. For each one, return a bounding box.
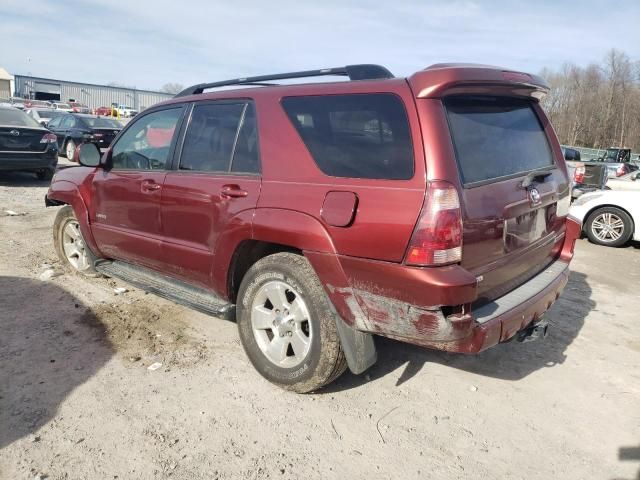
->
[9,129,20,136]
[528,187,541,206]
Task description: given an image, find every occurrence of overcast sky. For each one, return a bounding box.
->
[1,0,639,91]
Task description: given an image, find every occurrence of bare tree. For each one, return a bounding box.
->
[159,83,184,94]
[540,49,639,152]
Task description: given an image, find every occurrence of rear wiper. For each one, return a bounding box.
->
[520,169,554,188]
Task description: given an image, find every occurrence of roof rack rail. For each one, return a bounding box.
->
[175,64,394,97]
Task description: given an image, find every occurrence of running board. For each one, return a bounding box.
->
[95,260,234,320]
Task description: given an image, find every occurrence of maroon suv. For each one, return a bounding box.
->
[46,63,581,392]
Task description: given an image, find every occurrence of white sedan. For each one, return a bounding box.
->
[569,190,640,247]
[607,171,640,191]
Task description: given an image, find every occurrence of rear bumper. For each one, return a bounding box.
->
[326,216,582,353]
[0,150,58,171]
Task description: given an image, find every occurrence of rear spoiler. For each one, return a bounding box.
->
[408,63,549,100]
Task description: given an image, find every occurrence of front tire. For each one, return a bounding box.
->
[585,206,633,247]
[53,206,99,276]
[236,252,347,393]
[65,139,76,160]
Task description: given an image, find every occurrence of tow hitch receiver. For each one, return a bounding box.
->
[517,320,549,343]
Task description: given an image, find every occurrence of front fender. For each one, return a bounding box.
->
[47,179,101,257]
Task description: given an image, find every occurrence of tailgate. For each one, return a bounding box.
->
[443,96,570,304]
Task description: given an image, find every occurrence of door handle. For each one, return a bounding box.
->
[221,184,248,198]
[141,180,161,193]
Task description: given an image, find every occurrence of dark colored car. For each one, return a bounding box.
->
[0,105,58,179]
[46,63,580,392]
[47,113,122,160]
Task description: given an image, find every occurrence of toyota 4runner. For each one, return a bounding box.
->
[46,63,581,392]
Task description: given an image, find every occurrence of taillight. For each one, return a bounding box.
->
[616,164,626,177]
[405,181,462,266]
[40,133,57,144]
[573,164,585,184]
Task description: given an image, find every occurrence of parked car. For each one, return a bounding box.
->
[0,97,11,107]
[95,106,114,116]
[0,105,58,179]
[51,101,73,112]
[565,146,637,186]
[9,97,27,110]
[607,171,640,191]
[69,101,91,114]
[25,108,66,126]
[24,99,52,109]
[46,113,122,159]
[46,63,580,392]
[116,105,138,117]
[570,190,639,247]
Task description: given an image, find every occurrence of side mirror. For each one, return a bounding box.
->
[76,143,101,167]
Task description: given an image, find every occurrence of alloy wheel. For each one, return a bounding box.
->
[62,220,90,270]
[250,280,313,368]
[591,212,625,243]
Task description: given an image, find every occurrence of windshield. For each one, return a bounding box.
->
[604,149,619,161]
[0,108,43,128]
[82,116,122,128]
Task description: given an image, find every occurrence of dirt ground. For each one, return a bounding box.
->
[0,165,639,480]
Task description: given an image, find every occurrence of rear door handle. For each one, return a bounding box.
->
[141,180,161,193]
[221,184,248,198]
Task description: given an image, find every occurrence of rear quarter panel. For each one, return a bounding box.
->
[252,80,427,262]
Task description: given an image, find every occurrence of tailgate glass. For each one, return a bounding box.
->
[445,96,554,186]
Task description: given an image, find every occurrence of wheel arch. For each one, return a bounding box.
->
[46,180,101,256]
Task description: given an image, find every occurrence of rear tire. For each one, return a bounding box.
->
[65,139,76,160]
[36,168,55,181]
[53,206,100,276]
[236,252,347,393]
[585,206,633,247]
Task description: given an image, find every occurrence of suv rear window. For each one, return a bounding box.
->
[282,94,413,180]
[444,96,554,186]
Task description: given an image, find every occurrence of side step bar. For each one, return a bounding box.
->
[95,260,234,320]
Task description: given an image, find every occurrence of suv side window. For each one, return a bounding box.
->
[230,103,260,174]
[282,93,414,180]
[179,103,245,172]
[111,108,182,170]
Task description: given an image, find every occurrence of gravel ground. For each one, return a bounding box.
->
[0,165,639,480]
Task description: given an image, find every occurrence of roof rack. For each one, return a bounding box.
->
[175,64,394,97]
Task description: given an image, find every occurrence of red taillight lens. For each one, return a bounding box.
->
[405,181,462,266]
[40,133,57,144]
[616,164,626,177]
[573,164,585,184]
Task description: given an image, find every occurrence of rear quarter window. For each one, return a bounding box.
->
[444,96,554,186]
[282,93,414,180]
